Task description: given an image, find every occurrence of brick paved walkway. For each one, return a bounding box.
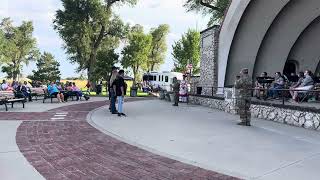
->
[12,99,240,180]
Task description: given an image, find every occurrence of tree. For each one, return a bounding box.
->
[121,25,152,86]
[184,0,231,26]
[54,0,136,85]
[29,52,61,83]
[172,29,200,75]
[148,24,170,71]
[0,18,39,81]
[93,48,119,81]
[0,29,5,63]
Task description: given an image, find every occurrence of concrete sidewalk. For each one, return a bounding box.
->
[89,99,320,180]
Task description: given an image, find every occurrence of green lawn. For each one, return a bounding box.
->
[80,82,149,97]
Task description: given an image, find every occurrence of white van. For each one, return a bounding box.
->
[143,71,183,91]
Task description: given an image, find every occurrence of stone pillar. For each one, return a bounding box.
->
[199,25,220,96]
[189,76,200,94]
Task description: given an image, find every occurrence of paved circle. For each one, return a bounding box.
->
[15,99,240,179]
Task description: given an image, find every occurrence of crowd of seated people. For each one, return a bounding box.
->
[46,81,89,102]
[1,80,33,101]
[0,80,89,103]
[254,70,317,102]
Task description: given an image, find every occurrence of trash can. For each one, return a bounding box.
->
[130,87,138,97]
[96,84,102,95]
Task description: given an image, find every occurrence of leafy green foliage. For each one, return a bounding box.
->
[184,0,231,26]
[172,29,200,75]
[93,48,119,81]
[29,52,61,83]
[121,25,152,85]
[54,0,133,83]
[0,18,39,80]
[0,30,5,63]
[1,65,17,79]
[148,24,170,71]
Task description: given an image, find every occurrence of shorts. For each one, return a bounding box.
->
[50,92,59,96]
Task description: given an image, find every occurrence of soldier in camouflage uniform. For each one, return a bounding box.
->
[234,68,253,126]
[172,77,180,106]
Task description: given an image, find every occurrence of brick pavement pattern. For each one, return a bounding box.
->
[14,99,240,180]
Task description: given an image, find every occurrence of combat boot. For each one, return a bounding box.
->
[237,122,247,126]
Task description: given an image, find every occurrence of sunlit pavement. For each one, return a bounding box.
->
[90,99,320,180]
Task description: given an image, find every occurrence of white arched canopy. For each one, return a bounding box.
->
[219,0,320,86]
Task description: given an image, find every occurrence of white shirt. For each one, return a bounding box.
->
[1,83,8,90]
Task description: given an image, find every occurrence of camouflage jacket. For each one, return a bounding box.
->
[172,81,180,93]
[234,75,252,98]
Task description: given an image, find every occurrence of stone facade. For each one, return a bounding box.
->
[189,95,236,114]
[199,26,220,96]
[189,76,200,95]
[189,95,320,131]
[251,104,320,130]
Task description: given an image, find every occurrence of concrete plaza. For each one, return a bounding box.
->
[90,99,320,180]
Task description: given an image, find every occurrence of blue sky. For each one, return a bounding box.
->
[0,0,209,78]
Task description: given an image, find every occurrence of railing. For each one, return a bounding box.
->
[189,86,320,106]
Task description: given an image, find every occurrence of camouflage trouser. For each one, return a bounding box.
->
[174,92,179,105]
[238,98,251,123]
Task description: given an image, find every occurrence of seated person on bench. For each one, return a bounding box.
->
[72,82,83,101]
[268,72,285,99]
[1,80,9,91]
[290,70,314,103]
[289,72,304,98]
[16,82,32,101]
[48,82,64,103]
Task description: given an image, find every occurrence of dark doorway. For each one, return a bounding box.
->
[283,60,298,77]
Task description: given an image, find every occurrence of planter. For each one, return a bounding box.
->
[130,87,138,97]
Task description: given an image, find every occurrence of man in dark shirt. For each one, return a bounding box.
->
[113,70,126,117]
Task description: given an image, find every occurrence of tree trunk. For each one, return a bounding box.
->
[12,63,18,81]
[88,50,97,91]
[132,66,137,87]
[151,63,155,71]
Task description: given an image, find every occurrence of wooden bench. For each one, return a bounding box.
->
[66,91,79,101]
[43,89,59,103]
[30,88,45,101]
[65,91,90,101]
[0,91,26,111]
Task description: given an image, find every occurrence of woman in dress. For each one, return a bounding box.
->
[179,75,188,103]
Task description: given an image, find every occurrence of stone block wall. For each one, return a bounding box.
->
[251,104,320,130]
[189,95,235,114]
[199,26,220,96]
[189,95,320,131]
[189,76,200,95]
